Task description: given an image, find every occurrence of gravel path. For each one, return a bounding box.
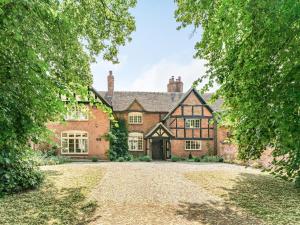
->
[88,162,261,225]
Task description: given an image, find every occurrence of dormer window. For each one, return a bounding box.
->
[65,106,89,121]
[128,112,143,124]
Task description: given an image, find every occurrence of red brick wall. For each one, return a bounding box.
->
[171,140,214,158]
[115,111,161,155]
[217,126,238,160]
[47,105,110,159]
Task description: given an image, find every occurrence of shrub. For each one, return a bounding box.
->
[124,154,133,161]
[0,147,44,195]
[117,157,125,162]
[171,156,181,162]
[194,157,201,162]
[201,155,224,162]
[91,156,98,162]
[188,152,193,159]
[32,151,72,166]
[138,155,151,162]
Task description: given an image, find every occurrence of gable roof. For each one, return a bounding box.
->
[145,122,174,138]
[163,88,214,121]
[99,90,223,112]
[126,99,145,111]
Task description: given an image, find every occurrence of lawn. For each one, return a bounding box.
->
[0,164,104,225]
[185,170,300,225]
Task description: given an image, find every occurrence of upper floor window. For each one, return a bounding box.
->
[185,140,201,150]
[128,112,143,124]
[128,132,143,151]
[61,131,88,154]
[185,119,200,128]
[65,106,89,121]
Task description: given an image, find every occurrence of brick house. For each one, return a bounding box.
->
[49,71,236,160]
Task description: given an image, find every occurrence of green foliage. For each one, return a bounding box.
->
[194,157,201,162]
[107,119,129,161]
[0,0,136,192]
[201,155,224,163]
[91,156,98,162]
[0,147,44,195]
[171,155,181,162]
[175,0,300,184]
[117,157,125,162]
[124,154,134,161]
[31,149,72,166]
[138,155,151,162]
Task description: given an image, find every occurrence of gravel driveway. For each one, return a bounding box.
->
[89,162,260,225]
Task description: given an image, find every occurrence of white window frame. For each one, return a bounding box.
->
[185,119,200,128]
[128,132,144,151]
[128,112,143,124]
[61,131,89,154]
[65,106,89,121]
[185,140,202,150]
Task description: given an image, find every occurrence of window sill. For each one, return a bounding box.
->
[185,149,202,151]
[128,150,144,152]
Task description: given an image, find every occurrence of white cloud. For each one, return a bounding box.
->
[129,58,215,92]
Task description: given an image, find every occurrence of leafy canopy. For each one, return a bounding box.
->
[0,0,136,193]
[175,0,300,183]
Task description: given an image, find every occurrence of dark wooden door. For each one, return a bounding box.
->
[152,139,163,160]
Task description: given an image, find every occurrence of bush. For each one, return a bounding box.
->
[201,155,224,162]
[32,151,72,166]
[124,154,133,161]
[117,157,125,162]
[171,156,181,162]
[0,147,44,195]
[194,157,201,162]
[138,155,151,162]
[91,156,98,162]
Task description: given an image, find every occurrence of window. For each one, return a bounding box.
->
[185,119,200,128]
[65,106,89,121]
[61,131,88,154]
[128,132,143,151]
[185,140,201,150]
[128,112,143,124]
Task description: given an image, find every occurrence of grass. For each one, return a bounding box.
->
[185,170,300,225]
[0,164,104,225]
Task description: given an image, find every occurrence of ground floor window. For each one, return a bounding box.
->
[61,131,88,154]
[185,140,201,150]
[128,132,143,151]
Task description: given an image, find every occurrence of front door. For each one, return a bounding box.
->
[152,139,163,160]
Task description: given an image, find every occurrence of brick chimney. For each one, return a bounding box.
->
[107,70,114,97]
[176,76,183,92]
[167,76,183,92]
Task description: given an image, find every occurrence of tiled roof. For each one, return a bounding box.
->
[99,91,223,112]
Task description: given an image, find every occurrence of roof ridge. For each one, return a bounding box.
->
[98,90,214,95]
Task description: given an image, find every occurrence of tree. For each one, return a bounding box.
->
[0,0,136,193]
[175,0,300,186]
[107,119,129,161]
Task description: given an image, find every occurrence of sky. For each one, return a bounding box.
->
[91,0,208,93]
